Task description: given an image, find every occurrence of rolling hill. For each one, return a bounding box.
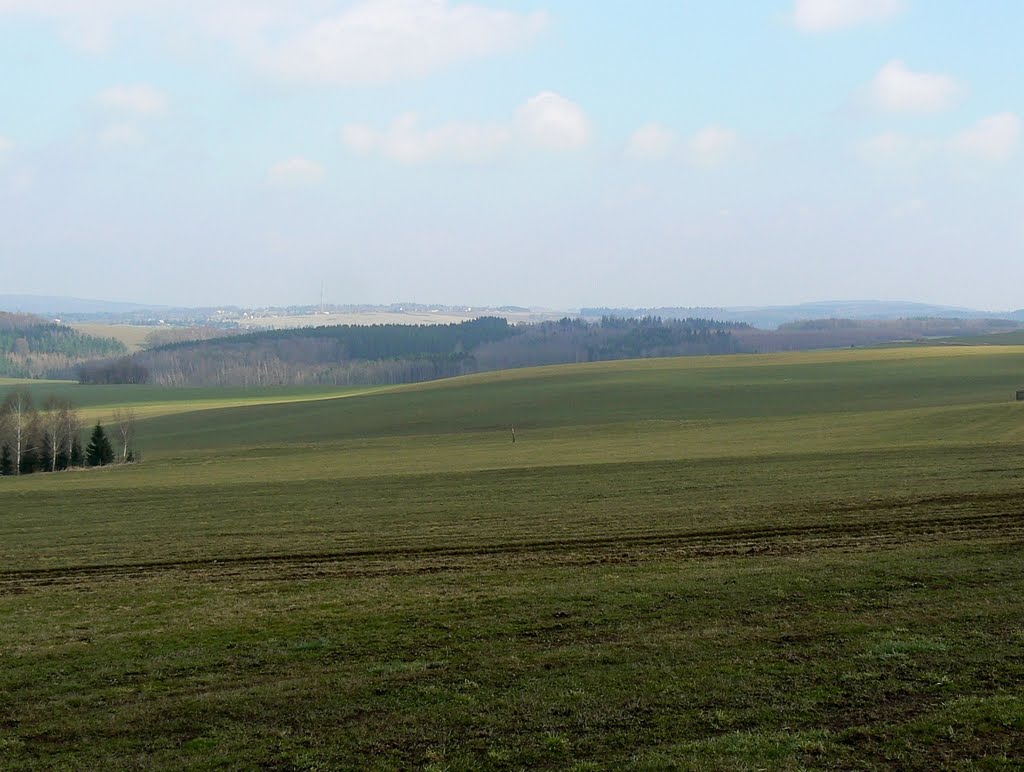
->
[2,346,1023,768]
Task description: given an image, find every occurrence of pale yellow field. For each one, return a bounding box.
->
[74,387,390,424]
[69,323,161,353]
[237,310,567,329]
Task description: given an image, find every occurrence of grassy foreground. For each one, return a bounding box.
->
[2,346,1023,768]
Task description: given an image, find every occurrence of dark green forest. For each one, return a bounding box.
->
[11,309,1019,388]
[78,316,748,387]
[0,313,126,378]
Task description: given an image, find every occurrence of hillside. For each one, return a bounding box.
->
[0,311,127,378]
[736,316,1021,351]
[3,347,1023,768]
[16,343,1024,457]
[582,300,1024,329]
[9,294,1021,330]
[0,295,158,315]
[71,312,1024,388]
[78,316,747,387]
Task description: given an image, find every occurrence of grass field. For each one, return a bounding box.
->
[2,346,1023,768]
[938,330,1024,346]
[3,380,385,424]
[68,323,159,353]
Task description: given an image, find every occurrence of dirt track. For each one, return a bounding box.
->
[3,494,1021,592]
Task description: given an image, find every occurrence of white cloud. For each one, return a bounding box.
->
[0,0,138,51]
[948,113,1022,162]
[0,135,12,155]
[267,157,326,186]
[870,60,960,113]
[791,0,905,32]
[342,92,590,163]
[516,91,592,151]
[0,1,548,82]
[689,126,740,166]
[99,122,144,147]
[623,124,740,166]
[0,0,279,51]
[625,124,677,160]
[859,113,1021,165]
[93,86,167,148]
[254,0,548,84]
[96,84,169,115]
[343,114,511,163]
[340,124,379,156]
[857,132,929,164]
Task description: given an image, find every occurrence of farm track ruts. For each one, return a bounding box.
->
[3,507,1022,591]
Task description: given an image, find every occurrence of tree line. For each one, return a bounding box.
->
[0,388,136,476]
[0,312,127,379]
[472,316,747,371]
[75,316,748,388]
[733,317,1023,353]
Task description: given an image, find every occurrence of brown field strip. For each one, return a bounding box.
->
[4,494,1021,592]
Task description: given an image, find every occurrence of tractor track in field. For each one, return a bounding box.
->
[2,506,1023,591]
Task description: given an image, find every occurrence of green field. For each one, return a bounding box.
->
[2,379,386,424]
[936,330,1024,347]
[2,346,1023,768]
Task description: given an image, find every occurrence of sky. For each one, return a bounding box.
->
[0,0,1022,310]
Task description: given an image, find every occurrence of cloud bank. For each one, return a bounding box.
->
[266,157,327,186]
[95,85,169,115]
[859,113,1022,164]
[625,124,677,160]
[869,60,960,113]
[342,92,591,163]
[0,0,548,83]
[625,124,740,166]
[792,0,905,32]
[949,113,1022,162]
[255,0,548,84]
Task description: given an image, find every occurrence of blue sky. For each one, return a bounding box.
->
[0,0,1021,310]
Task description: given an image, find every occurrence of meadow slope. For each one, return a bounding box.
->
[1,346,1023,768]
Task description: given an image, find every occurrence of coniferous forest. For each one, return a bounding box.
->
[0,312,126,379]
[77,316,748,387]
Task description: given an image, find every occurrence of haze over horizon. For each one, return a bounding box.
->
[1,1,1021,310]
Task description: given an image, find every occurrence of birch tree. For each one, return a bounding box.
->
[39,396,73,472]
[0,388,36,476]
[112,407,136,462]
[61,400,83,467]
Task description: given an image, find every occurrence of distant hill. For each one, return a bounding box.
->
[734,317,1021,353]
[0,312,127,378]
[6,294,1021,330]
[581,301,1017,329]
[78,316,747,387]
[0,295,160,316]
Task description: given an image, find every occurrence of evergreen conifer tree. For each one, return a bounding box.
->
[40,432,55,472]
[86,423,115,467]
[0,444,12,476]
[70,436,84,468]
[19,446,39,475]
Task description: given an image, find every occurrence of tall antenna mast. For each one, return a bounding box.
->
[319,280,325,315]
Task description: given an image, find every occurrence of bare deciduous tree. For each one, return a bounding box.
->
[39,397,66,472]
[61,400,82,466]
[112,407,137,462]
[38,396,79,471]
[1,388,36,476]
